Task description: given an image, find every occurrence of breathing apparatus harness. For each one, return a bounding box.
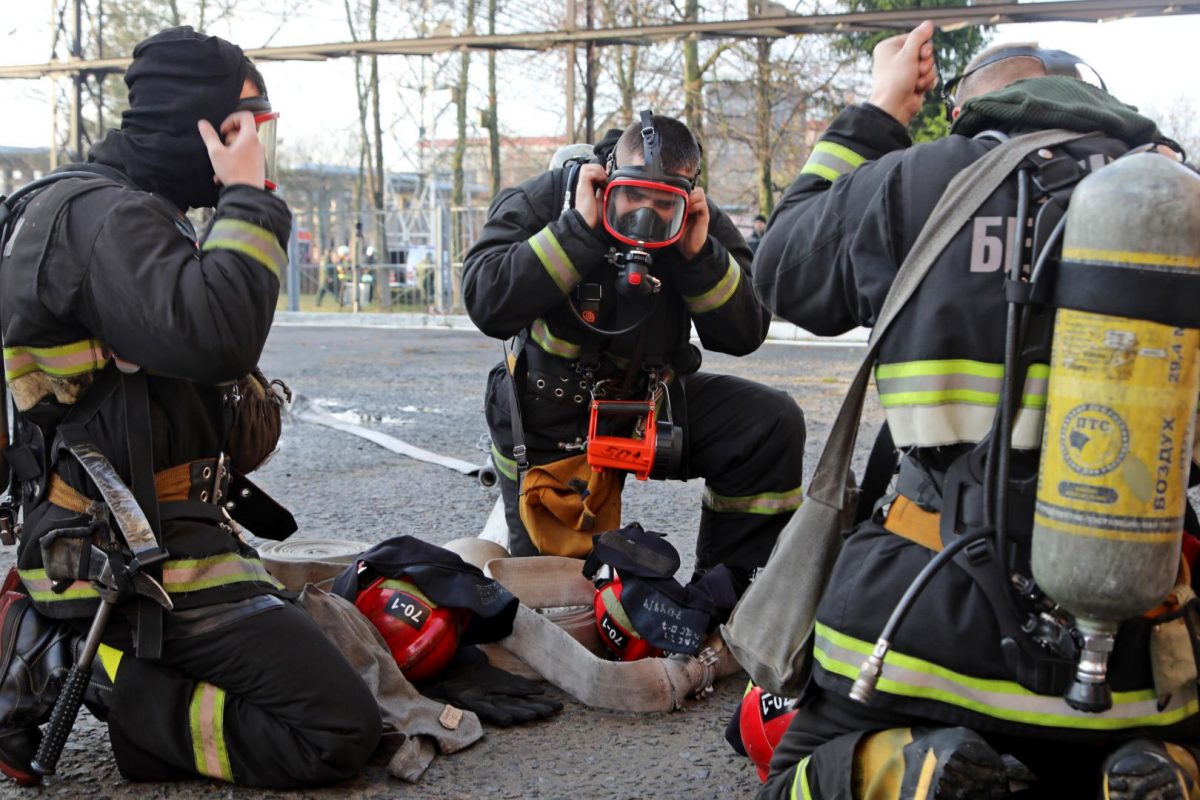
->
[849,129,1197,714]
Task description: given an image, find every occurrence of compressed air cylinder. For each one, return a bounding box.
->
[1032,154,1200,628]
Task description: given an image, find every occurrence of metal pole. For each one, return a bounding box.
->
[565,0,576,141]
[584,0,595,143]
[70,0,83,161]
[287,223,300,311]
[432,206,444,313]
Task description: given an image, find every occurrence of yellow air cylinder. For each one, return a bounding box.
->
[1032,153,1200,636]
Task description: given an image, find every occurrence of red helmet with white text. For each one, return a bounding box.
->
[354,576,469,682]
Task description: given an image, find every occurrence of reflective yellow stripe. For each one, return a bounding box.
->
[528,225,581,294]
[161,554,284,593]
[3,339,109,382]
[790,756,812,800]
[599,584,643,638]
[190,682,233,782]
[20,553,282,601]
[813,622,1199,730]
[877,360,1050,449]
[491,444,518,481]
[683,255,742,314]
[202,219,286,280]
[703,485,803,515]
[530,318,582,360]
[801,140,867,181]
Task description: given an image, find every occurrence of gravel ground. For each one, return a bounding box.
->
[0,326,880,800]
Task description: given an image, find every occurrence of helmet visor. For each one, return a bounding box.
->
[254,111,280,191]
[602,178,689,249]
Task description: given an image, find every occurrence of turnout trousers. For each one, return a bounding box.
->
[95,599,381,788]
[759,689,1200,799]
[493,371,806,570]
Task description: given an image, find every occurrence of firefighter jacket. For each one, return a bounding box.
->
[463,166,766,464]
[754,89,1200,740]
[0,170,291,620]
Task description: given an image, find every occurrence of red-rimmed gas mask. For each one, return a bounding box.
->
[235,94,280,191]
[601,110,697,250]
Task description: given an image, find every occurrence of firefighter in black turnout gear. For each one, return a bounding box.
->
[464,113,805,583]
[0,28,380,787]
[754,23,1200,800]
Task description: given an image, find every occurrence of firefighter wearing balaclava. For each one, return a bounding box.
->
[463,113,805,592]
[0,28,380,787]
[752,21,1200,800]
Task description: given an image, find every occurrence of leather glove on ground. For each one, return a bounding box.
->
[421,645,562,726]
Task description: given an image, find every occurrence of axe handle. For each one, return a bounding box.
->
[31,598,114,776]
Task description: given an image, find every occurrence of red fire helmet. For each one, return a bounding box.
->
[354,576,468,683]
[593,576,662,662]
[739,682,799,782]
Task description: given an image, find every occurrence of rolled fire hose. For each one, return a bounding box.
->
[447,538,742,712]
[258,538,367,592]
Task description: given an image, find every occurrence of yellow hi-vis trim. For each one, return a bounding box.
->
[96,643,123,683]
[813,622,1199,730]
[801,140,867,182]
[790,755,812,800]
[703,485,804,515]
[202,219,286,280]
[683,255,741,314]
[190,682,233,782]
[528,225,581,294]
[491,444,518,481]
[19,553,283,603]
[3,339,109,382]
[530,318,582,360]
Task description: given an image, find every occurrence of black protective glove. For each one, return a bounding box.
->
[421,645,563,726]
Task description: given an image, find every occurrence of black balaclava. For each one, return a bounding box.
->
[88,26,249,211]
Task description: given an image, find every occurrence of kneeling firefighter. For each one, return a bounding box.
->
[752,25,1200,800]
[0,28,380,787]
[462,111,806,591]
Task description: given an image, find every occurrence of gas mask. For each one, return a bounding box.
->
[235,94,280,191]
[601,109,698,296]
[941,46,1106,121]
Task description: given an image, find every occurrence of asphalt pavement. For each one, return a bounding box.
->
[0,325,878,800]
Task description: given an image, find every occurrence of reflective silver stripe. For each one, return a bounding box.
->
[528,226,581,294]
[800,141,867,182]
[202,219,286,279]
[683,255,741,314]
[814,623,1198,730]
[530,318,581,359]
[885,403,1045,449]
[703,485,804,515]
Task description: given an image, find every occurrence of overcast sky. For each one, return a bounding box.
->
[1,4,1196,169]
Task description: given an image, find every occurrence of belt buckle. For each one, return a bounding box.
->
[210,453,228,506]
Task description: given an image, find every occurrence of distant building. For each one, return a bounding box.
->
[0,147,53,195]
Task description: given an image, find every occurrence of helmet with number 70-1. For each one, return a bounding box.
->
[354,576,470,682]
[593,575,662,661]
[739,682,799,782]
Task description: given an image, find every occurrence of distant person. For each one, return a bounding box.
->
[316,247,346,307]
[462,111,805,593]
[747,213,767,254]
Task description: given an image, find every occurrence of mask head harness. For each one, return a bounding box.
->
[941,46,1106,121]
[234,85,280,192]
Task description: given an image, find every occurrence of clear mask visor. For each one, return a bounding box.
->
[602,179,688,249]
